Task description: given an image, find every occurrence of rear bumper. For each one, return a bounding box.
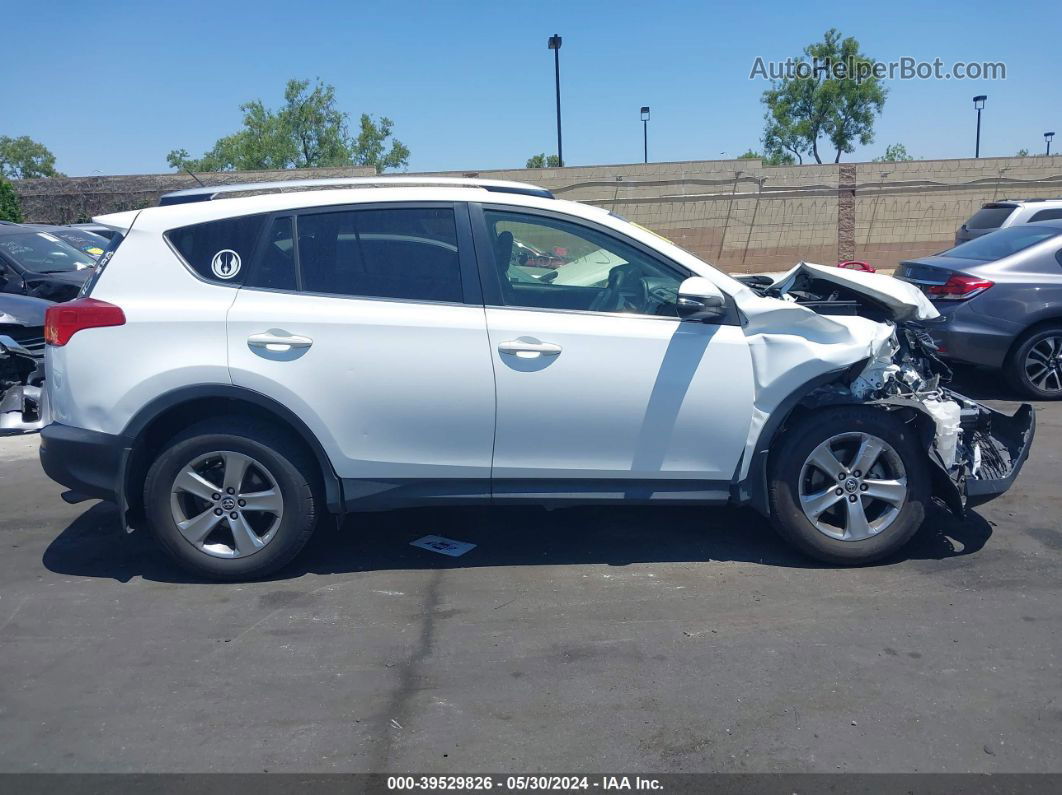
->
[923,306,1016,369]
[39,422,128,503]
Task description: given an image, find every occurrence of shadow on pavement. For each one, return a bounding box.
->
[42,498,993,585]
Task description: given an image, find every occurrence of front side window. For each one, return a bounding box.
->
[297,207,462,302]
[483,210,684,316]
[167,214,267,285]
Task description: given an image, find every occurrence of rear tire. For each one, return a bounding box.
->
[1005,325,1062,400]
[144,418,319,580]
[768,407,929,565]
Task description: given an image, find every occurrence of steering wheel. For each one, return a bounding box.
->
[588,264,649,314]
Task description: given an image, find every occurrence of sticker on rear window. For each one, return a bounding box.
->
[211,249,241,279]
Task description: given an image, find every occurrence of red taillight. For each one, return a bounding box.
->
[44,298,126,346]
[926,274,994,300]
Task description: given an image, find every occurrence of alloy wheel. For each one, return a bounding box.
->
[1023,335,1062,393]
[169,450,284,558]
[798,432,908,542]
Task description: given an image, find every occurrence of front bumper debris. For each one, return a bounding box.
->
[962,401,1035,506]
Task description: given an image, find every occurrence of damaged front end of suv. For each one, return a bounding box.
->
[0,294,50,436]
[740,262,1035,516]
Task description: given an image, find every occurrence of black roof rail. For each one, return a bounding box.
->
[159,176,554,206]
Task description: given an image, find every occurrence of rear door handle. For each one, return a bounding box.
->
[497,340,562,358]
[247,332,313,351]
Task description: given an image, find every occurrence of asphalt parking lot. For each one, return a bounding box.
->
[0,367,1059,774]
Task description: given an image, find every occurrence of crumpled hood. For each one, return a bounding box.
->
[770,261,939,322]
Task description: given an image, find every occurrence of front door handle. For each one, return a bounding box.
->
[247,332,313,352]
[498,339,562,358]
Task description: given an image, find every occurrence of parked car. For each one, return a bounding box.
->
[955,198,1062,245]
[0,293,49,434]
[23,224,109,260]
[896,220,1062,398]
[37,177,1034,580]
[0,226,93,301]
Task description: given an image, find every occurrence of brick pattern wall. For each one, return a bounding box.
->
[13,156,1062,273]
[12,166,377,224]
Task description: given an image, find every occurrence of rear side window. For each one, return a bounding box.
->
[297,207,461,302]
[246,216,297,291]
[167,214,267,285]
[964,204,1016,230]
[1029,209,1062,223]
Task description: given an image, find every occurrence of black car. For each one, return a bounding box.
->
[24,225,110,260]
[0,225,92,302]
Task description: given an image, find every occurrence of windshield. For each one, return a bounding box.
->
[0,231,97,273]
[942,225,1061,261]
[46,228,109,259]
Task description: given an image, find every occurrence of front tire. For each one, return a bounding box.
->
[144,418,319,580]
[768,407,929,565]
[1005,326,1062,400]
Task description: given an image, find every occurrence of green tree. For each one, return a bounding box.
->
[873,143,914,162]
[167,79,409,174]
[761,29,887,164]
[739,147,796,166]
[0,177,23,222]
[1015,148,1029,157]
[526,153,561,168]
[0,135,64,179]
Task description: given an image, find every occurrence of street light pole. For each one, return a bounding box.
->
[973,95,987,158]
[640,107,650,163]
[1046,132,1055,156]
[548,34,563,167]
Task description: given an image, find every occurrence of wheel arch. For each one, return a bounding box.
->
[1004,315,1062,365]
[741,368,962,517]
[119,384,344,524]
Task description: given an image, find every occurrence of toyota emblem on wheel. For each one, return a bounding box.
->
[211,249,241,279]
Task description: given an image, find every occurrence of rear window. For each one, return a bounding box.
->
[943,225,1062,262]
[964,204,1016,230]
[166,214,267,285]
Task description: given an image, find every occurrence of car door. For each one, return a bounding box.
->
[471,204,755,498]
[226,202,496,499]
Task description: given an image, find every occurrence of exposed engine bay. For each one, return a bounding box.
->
[740,262,1035,513]
[0,295,49,435]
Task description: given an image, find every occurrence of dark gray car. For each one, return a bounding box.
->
[896,220,1062,399]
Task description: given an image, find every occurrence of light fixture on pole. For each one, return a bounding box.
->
[973,95,987,158]
[640,106,650,164]
[547,34,563,167]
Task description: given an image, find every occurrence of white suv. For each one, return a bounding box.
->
[956,198,1062,244]
[38,177,1035,579]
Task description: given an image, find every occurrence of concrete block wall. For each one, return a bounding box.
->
[13,155,1062,274]
[13,166,377,224]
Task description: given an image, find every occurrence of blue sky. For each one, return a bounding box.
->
[3,0,1059,176]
